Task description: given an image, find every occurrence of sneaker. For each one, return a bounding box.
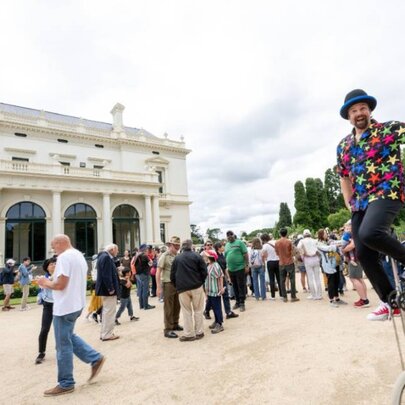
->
[209,321,217,329]
[350,260,358,267]
[88,355,106,382]
[179,336,196,342]
[269,297,276,301]
[226,312,239,319]
[195,333,205,340]
[211,323,224,334]
[354,299,370,308]
[393,308,401,317]
[306,295,314,300]
[290,297,300,302]
[203,311,211,320]
[239,305,246,312]
[35,352,45,364]
[115,319,121,325]
[336,299,348,305]
[367,302,390,321]
[130,316,140,321]
[330,301,339,308]
[283,297,288,303]
[144,305,155,310]
[44,385,74,397]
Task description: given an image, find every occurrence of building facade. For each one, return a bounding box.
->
[0,102,191,264]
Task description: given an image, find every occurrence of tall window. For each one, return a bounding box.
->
[160,223,166,243]
[64,203,97,258]
[112,204,140,253]
[156,170,164,194]
[5,202,46,263]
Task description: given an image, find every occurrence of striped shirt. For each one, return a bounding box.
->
[205,262,223,297]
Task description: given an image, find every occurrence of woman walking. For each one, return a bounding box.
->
[35,257,57,364]
[249,237,266,300]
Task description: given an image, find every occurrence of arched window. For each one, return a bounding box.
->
[112,204,140,253]
[64,203,97,258]
[5,202,46,263]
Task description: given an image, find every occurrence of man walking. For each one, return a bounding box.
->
[96,243,120,341]
[224,231,249,312]
[275,228,299,303]
[171,239,207,342]
[156,236,183,338]
[38,234,104,397]
[2,259,16,311]
[337,89,405,320]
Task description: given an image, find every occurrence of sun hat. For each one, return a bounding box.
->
[205,250,218,261]
[6,258,15,266]
[340,89,377,119]
[303,229,311,237]
[166,236,181,246]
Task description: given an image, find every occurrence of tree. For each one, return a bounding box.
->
[306,178,321,230]
[324,166,345,213]
[278,202,292,228]
[190,224,204,245]
[205,228,222,243]
[327,208,351,230]
[315,178,329,227]
[293,181,311,227]
[246,228,274,239]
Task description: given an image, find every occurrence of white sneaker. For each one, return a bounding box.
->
[269,297,276,301]
[330,301,339,308]
[366,302,389,321]
[307,295,314,300]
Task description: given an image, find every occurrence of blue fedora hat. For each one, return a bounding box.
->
[340,89,377,119]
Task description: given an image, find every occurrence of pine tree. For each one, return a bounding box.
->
[315,178,329,227]
[305,178,321,230]
[293,181,311,227]
[278,202,292,228]
[324,167,345,213]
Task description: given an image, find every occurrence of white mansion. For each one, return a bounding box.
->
[0,102,191,264]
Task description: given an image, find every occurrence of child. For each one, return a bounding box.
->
[341,220,357,267]
[115,268,139,325]
[204,250,225,334]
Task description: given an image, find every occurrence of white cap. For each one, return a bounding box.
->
[303,229,311,236]
[6,258,16,266]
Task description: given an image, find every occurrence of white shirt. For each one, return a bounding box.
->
[262,242,279,261]
[297,237,318,257]
[53,248,88,316]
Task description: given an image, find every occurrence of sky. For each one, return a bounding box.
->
[1,0,405,237]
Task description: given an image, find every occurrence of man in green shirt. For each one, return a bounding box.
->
[156,236,183,338]
[224,230,249,312]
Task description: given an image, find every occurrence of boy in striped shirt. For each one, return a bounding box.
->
[204,250,225,334]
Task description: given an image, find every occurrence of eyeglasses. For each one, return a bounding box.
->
[206,243,212,246]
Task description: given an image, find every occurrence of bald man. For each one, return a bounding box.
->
[38,234,105,397]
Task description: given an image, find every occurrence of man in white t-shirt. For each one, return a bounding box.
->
[38,234,105,397]
[260,233,281,300]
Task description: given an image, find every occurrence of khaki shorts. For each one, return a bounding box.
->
[3,284,14,295]
[348,262,363,279]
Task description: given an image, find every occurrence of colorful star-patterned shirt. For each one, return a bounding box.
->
[336,119,405,211]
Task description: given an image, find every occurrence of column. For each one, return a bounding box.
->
[103,193,112,246]
[152,195,161,244]
[52,191,62,236]
[144,195,153,244]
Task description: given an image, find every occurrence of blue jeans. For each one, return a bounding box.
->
[53,309,101,388]
[207,295,223,325]
[136,274,149,309]
[116,297,134,319]
[252,266,266,299]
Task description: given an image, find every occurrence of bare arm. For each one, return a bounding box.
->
[156,267,162,297]
[342,240,355,253]
[340,177,353,211]
[38,274,69,291]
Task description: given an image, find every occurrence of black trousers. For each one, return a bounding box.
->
[351,199,405,303]
[326,271,339,300]
[267,260,281,298]
[38,301,53,354]
[230,269,246,305]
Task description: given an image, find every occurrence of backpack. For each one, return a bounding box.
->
[0,269,4,285]
[250,249,263,268]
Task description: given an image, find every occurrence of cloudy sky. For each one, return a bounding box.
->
[1,0,405,236]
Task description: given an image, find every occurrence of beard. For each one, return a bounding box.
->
[354,115,370,130]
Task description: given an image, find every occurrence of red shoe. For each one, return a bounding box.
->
[393,308,401,317]
[354,299,370,308]
[367,302,389,321]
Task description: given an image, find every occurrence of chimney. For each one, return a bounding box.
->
[111,103,125,131]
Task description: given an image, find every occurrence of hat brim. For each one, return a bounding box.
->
[340,95,377,119]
